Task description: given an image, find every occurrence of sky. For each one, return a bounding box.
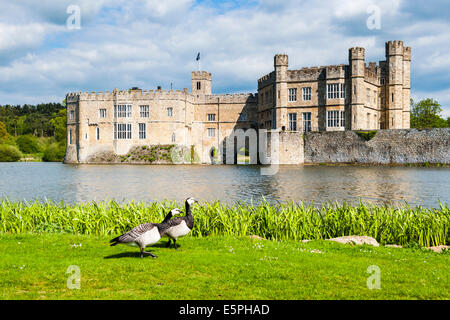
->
[0,0,449,117]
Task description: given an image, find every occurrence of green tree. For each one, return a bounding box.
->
[0,145,22,162]
[410,98,448,128]
[50,109,67,142]
[16,135,41,154]
[0,121,10,144]
[43,142,66,162]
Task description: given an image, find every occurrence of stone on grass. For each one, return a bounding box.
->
[248,235,266,241]
[327,236,379,247]
[425,245,449,253]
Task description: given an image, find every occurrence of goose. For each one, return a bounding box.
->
[109,208,182,258]
[164,197,198,250]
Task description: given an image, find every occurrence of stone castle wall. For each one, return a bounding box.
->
[303,128,450,164]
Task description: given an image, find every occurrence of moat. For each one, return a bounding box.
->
[0,163,449,207]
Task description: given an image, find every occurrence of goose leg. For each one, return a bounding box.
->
[139,248,157,258]
[166,239,171,248]
[173,239,178,250]
[143,251,157,258]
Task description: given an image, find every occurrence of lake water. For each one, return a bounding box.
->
[0,163,449,207]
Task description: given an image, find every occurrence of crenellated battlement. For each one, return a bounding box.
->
[287,67,323,81]
[403,46,412,61]
[197,93,258,104]
[257,72,275,88]
[66,88,193,102]
[386,40,404,56]
[349,47,365,60]
[274,54,288,67]
[192,71,212,80]
[364,68,380,85]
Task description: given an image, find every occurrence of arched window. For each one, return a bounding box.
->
[172,132,176,143]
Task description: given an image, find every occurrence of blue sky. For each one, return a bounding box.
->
[0,0,449,117]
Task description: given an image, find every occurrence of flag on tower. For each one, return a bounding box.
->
[196,52,200,61]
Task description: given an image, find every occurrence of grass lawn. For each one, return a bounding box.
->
[0,233,448,300]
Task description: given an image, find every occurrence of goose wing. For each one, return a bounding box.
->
[112,223,156,244]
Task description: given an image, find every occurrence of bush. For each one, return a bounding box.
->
[0,144,23,162]
[356,130,377,141]
[16,135,41,154]
[43,142,66,162]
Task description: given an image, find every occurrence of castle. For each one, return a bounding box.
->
[65,40,411,164]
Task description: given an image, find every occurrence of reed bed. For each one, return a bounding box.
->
[0,199,448,246]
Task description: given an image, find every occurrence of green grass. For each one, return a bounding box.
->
[0,233,448,300]
[1,200,448,247]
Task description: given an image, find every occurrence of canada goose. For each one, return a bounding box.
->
[164,197,198,250]
[110,208,182,258]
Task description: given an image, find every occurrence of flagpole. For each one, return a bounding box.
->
[196,52,201,71]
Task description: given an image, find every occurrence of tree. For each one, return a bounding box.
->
[50,109,67,142]
[43,142,66,162]
[0,144,22,162]
[0,121,10,143]
[410,98,448,128]
[16,135,41,154]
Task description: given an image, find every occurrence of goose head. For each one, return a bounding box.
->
[170,208,182,217]
[185,197,198,206]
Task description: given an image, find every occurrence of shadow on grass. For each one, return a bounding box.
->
[104,242,181,259]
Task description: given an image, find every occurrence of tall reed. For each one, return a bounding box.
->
[0,199,448,246]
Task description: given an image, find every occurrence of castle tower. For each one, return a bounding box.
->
[386,40,405,129]
[402,46,411,128]
[274,54,288,130]
[192,71,212,95]
[349,47,366,130]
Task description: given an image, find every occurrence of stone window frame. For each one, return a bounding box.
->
[340,83,346,99]
[114,104,132,118]
[327,83,341,100]
[302,112,312,132]
[207,128,216,138]
[288,113,297,131]
[288,88,297,102]
[340,111,346,128]
[167,107,173,117]
[99,109,107,118]
[138,123,146,139]
[114,123,132,140]
[302,87,312,101]
[207,113,216,122]
[327,110,345,128]
[140,105,149,118]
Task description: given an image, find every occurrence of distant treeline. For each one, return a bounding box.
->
[0,103,65,137]
[0,102,66,162]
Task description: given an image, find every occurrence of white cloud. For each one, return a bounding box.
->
[0,0,449,109]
